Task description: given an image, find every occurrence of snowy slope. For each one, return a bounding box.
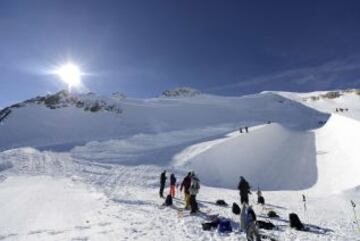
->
[274,89,360,120]
[0,89,359,241]
[174,123,317,191]
[0,91,328,151]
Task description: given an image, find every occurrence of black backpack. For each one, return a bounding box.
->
[216,199,228,206]
[257,220,276,230]
[267,210,279,218]
[232,202,241,215]
[202,218,220,231]
[257,196,265,205]
[289,213,304,230]
[165,194,173,206]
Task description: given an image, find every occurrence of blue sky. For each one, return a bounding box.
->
[1,0,360,107]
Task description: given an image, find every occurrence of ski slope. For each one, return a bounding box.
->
[0,89,359,240]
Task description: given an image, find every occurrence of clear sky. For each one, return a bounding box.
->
[1,0,360,107]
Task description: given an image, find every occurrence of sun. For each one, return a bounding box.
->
[55,63,82,91]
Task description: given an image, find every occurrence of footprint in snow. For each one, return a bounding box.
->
[75,225,91,230]
[71,237,89,241]
[0,233,17,240]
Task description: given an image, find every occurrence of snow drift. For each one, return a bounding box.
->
[175,123,317,191]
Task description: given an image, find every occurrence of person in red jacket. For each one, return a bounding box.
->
[169,173,177,197]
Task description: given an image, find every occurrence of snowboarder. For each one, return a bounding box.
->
[169,173,177,198]
[245,126,249,133]
[238,176,251,204]
[159,171,167,198]
[239,128,243,133]
[180,172,192,209]
[189,172,200,214]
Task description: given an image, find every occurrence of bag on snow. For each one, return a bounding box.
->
[202,218,220,231]
[289,213,304,231]
[257,196,265,205]
[217,219,232,233]
[216,199,228,206]
[232,202,241,215]
[164,194,173,206]
[267,210,279,218]
[257,220,276,230]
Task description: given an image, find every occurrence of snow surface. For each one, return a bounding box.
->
[0,90,359,240]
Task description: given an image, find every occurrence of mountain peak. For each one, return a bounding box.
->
[161,87,201,98]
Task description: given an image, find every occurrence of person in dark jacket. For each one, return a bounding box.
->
[159,171,167,198]
[238,176,251,204]
[169,173,177,197]
[180,172,192,209]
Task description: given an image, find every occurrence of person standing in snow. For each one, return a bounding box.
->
[238,176,251,204]
[189,172,200,214]
[240,203,256,232]
[180,172,192,209]
[239,127,243,133]
[245,126,249,133]
[169,173,177,198]
[159,171,167,198]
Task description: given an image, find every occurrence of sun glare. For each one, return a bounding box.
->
[55,63,82,91]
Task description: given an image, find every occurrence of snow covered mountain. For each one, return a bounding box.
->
[0,89,359,240]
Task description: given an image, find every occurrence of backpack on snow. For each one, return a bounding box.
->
[216,200,228,206]
[232,202,241,215]
[202,218,220,231]
[289,213,304,231]
[267,210,279,218]
[257,196,265,205]
[257,220,276,230]
[164,194,173,206]
[217,219,232,233]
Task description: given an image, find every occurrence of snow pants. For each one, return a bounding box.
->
[184,193,191,209]
[159,184,165,198]
[190,194,198,213]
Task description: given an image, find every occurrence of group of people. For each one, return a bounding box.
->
[159,171,201,214]
[159,172,267,237]
[239,126,249,133]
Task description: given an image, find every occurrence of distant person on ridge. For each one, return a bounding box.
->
[159,170,167,198]
[245,126,249,133]
[189,172,200,214]
[169,173,177,198]
[180,172,192,209]
[238,176,251,204]
[239,128,243,133]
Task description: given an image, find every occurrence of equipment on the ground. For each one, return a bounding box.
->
[232,202,241,215]
[216,199,228,206]
[289,213,304,231]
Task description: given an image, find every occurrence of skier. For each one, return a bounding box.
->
[239,128,243,133]
[245,126,249,133]
[169,173,177,198]
[180,172,192,209]
[159,170,167,198]
[189,172,200,214]
[238,176,251,204]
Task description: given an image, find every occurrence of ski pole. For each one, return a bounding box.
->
[351,200,360,232]
[302,194,307,212]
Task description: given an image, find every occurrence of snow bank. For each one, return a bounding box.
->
[176,123,317,191]
[312,114,360,194]
[0,160,13,172]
